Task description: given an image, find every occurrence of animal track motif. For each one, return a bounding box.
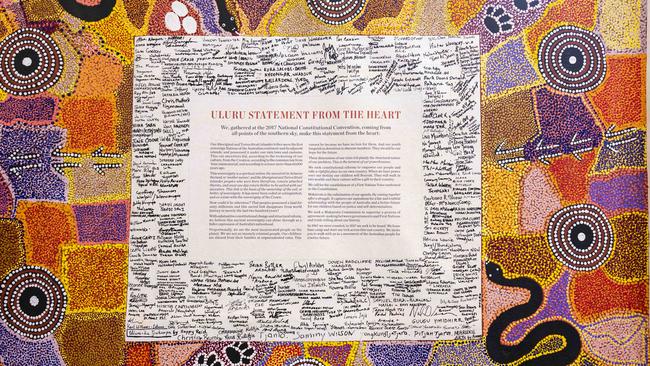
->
[164,1,198,34]
[513,0,540,11]
[483,6,514,35]
[225,342,255,365]
[195,352,223,366]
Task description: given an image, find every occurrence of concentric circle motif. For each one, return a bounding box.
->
[0,28,64,96]
[290,359,327,366]
[547,204,613,271]
[538,25,606,93]
[0,266,67,339]
[306,0,365,25]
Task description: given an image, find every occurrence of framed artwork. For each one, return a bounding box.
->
[0,0,646,365]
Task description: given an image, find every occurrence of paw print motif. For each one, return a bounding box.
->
[513,0,540,11]
[195,352,223,366]
[165,1,198,34]
[483,5,514,35]
[225,342,255,365]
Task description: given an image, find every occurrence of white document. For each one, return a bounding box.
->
[128,36,482,341]
[187,94,425,261]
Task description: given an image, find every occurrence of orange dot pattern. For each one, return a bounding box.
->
[0,0,645,364]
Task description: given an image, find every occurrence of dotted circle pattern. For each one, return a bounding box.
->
[547,204,614,271]
[0,266,67,339]
[538,26,607,94]
[306,0,365,25]
[0,28,64,96]
[290,359,327,366]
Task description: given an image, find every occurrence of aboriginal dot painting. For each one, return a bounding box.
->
[0,0,646,365]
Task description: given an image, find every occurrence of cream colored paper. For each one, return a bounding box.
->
[128,35,482,341]
[186,94,425,261]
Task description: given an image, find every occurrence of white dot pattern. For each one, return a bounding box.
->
[306,0,365,25]
[0,28,64,96]
[547,204,614,271]
[0,266,67,339]
[538,25,606,94]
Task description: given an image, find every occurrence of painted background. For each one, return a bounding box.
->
[0,0,646,365]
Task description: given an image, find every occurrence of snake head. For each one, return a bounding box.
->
[485,260,502,279]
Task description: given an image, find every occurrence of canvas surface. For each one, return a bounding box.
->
[0,0,646,365]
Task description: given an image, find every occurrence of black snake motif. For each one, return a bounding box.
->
[216,0,238,34]
[485,261,581,366]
